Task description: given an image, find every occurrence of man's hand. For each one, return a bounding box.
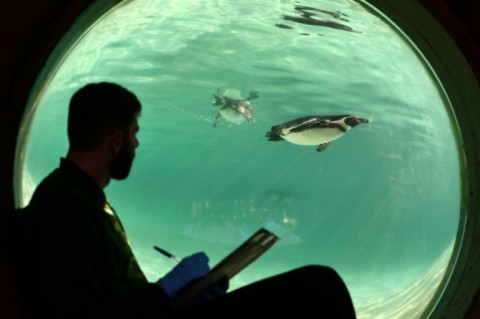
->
[158,252,209,299]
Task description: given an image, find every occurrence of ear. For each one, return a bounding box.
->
[110,130,124,155]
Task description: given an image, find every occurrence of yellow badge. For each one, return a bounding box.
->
[104,201,114,215]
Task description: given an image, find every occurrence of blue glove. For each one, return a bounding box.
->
[158,252,210,299]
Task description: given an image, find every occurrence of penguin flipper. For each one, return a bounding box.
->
[317,143,330,152]
[290,118,329,133]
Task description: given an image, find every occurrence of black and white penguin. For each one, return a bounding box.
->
[212,89,258,128]
[266,114,369,152]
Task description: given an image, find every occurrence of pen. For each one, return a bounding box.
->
[154,245,181,263]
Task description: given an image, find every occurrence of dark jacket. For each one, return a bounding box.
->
[9,158,172,318]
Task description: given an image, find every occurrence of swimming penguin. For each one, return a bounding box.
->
[212,89,259,128]
[266,114,369,152]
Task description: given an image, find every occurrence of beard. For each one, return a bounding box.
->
[110,142,134,180]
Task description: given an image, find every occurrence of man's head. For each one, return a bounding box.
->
[68,82,141,180]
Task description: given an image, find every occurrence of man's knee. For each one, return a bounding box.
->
[297,265,339,278]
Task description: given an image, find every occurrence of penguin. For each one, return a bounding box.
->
[212,89,258,128]
[266,114,369,152]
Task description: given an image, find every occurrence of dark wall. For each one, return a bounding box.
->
[0,1,478,318]
[0,2,96,317]
[420,0,479,77]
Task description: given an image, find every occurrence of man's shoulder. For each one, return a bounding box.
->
[32,168,85,203]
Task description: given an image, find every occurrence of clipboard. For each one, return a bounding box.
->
[172,227,279,308]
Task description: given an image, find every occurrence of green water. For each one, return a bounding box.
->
[18,0,463,318]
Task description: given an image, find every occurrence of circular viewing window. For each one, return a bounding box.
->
[15,1,466,318]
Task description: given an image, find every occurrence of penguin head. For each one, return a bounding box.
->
[344,116,369,128]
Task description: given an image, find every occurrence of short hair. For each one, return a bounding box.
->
[67,82,141,149]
